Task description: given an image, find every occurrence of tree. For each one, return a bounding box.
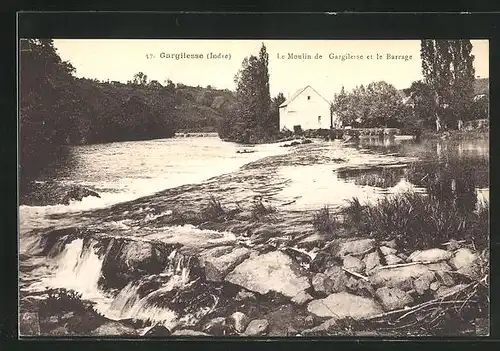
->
[222,43,275,143]
[331,81,402,128]
[132,72,148,85]
[420,40,475,131]
[19,39,77,184]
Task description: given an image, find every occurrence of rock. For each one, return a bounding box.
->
[230,312,249,333]
[60,311,75,321]
[408,248,453,263]
[301,318,338,336]
[235,290,256,301]
[304,315,315,328]
[413,271,435,295]
[144,325,171,336]
[199,246,252,281]
[384,254,403,265]
[91,321,138,336]
[324,266,348,292]
[375,287,414,311]
[450,248,481,279]
[343,255,366,273]
[309,250,337,273]
[346,277,376,298]
[47,315,59,325]
[225,251,310,298]
[364,251,381,273]
[307,292,383,319]
[434,284,469,299]
[379,246,397,256]
[287,326,298,336]
[244,319,269,336]
[380,239,397,249]
[49,325,69,336]
[19,312,40,336]
[202,317,227,335]
[397,253,408,261]
[435,271,455,287]
[430,281,441,291]
[291,291,313,305]
[312,273,329,294]
[337,239,376,258]
[369,262,450,291]
[172,329,210,336]
[61,186,100,205]
[117,240,162,273]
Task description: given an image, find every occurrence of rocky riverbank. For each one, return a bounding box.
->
[19,206,488,337]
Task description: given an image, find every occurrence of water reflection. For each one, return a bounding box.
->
[336,137,489,211]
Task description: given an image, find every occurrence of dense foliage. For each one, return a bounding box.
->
[332,81,404,128]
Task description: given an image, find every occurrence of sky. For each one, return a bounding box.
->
[52,39,489,101]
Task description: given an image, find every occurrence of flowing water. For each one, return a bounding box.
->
[19,134,489,334]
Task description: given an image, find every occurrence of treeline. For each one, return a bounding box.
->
[217,44,286,143]
[19,39,235,184]
[332,40,489,133]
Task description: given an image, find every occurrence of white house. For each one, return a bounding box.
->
[279,85,337,131]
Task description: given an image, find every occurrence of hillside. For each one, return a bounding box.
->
[89,80,235,131]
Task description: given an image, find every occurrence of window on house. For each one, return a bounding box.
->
[307,96,311,100]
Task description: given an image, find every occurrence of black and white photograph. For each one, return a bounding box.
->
[18,38,490,337]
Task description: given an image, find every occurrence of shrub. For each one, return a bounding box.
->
[38,288,100,317]
[342,191,488,252]
[251,198,276,220]
[312,206,338,233]
[200,195,227,222]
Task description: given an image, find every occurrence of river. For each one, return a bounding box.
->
[18,134,489,335]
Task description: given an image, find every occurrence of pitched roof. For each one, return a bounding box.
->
[279,85,330,108]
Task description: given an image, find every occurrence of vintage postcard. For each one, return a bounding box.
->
[18,39,489,337]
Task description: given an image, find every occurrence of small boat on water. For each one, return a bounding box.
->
[236,149,256,154]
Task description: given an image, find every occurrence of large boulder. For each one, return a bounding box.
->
[369,262,451,291]
[408,248,453,263]
[199,246,252,281]
[307,292,383,319]
[225,251,310,298]
[375,287,413,311]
